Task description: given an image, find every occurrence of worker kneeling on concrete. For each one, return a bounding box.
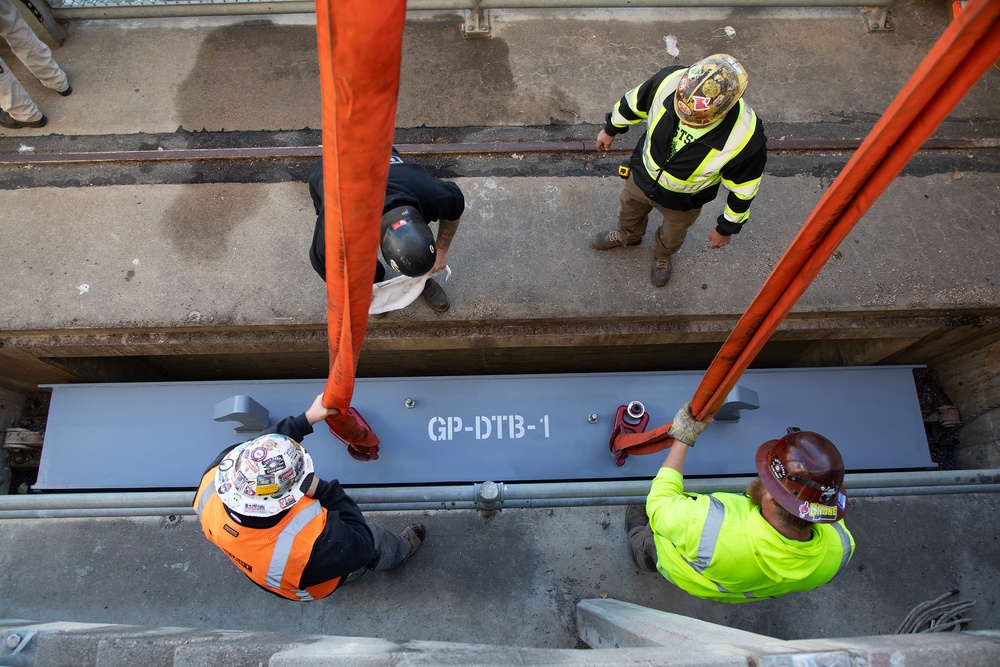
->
[193,394,425,601]
[626,406,854,602]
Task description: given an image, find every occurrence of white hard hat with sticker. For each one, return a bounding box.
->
[215,434,314,517]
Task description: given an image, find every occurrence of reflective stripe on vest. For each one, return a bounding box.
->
[689,495,725,573]
[831,521,852,576]
[194,475,212,517]
[267,501,324,590]
[642,99,757,194]
[685,495,735,595]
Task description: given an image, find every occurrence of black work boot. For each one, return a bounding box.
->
[651,256,672,287]
[421,278,450,312]
[400,522,426,558]
[0,108,47,129]
[592,230,641,250]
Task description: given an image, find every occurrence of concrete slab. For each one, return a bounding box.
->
[0,172,998,333]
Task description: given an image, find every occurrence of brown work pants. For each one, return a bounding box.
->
[617,174,701,259]
[626,521,660,573]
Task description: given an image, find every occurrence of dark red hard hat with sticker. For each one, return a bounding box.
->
[755,430,848,523]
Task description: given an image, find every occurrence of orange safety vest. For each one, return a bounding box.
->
[193,469,341,601]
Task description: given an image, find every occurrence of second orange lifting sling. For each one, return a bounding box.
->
[315,0,406,457]
[614,0,1000,458]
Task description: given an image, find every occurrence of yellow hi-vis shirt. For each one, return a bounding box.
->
[647,467,854,603]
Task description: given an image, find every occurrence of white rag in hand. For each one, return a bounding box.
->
[369,266,451,315]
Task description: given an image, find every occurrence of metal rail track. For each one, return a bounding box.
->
[2,469,998,518]
[2,137,998,167]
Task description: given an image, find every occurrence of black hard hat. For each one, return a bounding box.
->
[380,206,436,277]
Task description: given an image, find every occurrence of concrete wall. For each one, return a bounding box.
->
[936,337,1000,468]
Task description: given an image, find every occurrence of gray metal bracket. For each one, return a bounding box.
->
[463,8,490,38]
[713,385,760,423]
[863,7,893,33]
[213,395,269,434]
[475,480,503,511]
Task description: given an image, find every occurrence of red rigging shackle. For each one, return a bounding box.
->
[608,402,651,466]
[327,408,380,462]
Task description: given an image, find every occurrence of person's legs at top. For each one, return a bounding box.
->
[0,0,69,93]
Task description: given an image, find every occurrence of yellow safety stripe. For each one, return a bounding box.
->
[642,99,757,194]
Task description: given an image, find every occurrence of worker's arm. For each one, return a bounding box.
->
[646,403,714,553]
[662,440,690,475]
[714,117,768,242]
[432,217,459,274]
[601,65,685,146]
[269,394,337,446]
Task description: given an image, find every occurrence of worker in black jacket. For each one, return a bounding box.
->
[592,54,767,287]
[193,394,425,600]
[309,148,465,312]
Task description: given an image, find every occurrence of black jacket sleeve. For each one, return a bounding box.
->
[273,413,314,444]
[604,65,685,136]
[299,477,376,588]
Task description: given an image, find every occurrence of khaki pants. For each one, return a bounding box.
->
[617,174,701,259]
[0,0,68,121]
[626,521,660,574]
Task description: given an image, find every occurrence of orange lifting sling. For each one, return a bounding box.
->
[315,0,406,456]
[614,0,1000,458]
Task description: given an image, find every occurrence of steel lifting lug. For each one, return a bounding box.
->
[608,401,650,466]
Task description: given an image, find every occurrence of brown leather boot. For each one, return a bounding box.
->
[651,256,672,287]
[592,230,642,250]
[400,522,426,558]
[421,278,450,312]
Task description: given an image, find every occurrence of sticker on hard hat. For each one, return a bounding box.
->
[218,458,234,472]
[798,501,837,521]
[391,220,409,231]
[250,446,268,462]
[692,96,711,111]
[256,474,278,496]
[837,493,847,512]
[242,502,267,515]
[677,100,692,116]
[217,482,232,495]
[262,455,285,474]
[769,457,786,480]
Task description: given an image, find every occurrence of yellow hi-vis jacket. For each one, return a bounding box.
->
[604,65,767,236]
[194,468,340,601]
[647,468,854,603]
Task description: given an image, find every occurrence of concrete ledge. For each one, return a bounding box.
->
[2,619,999,667]
[577,598,788,651]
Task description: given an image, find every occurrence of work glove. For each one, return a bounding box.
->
[666,402,710,446]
